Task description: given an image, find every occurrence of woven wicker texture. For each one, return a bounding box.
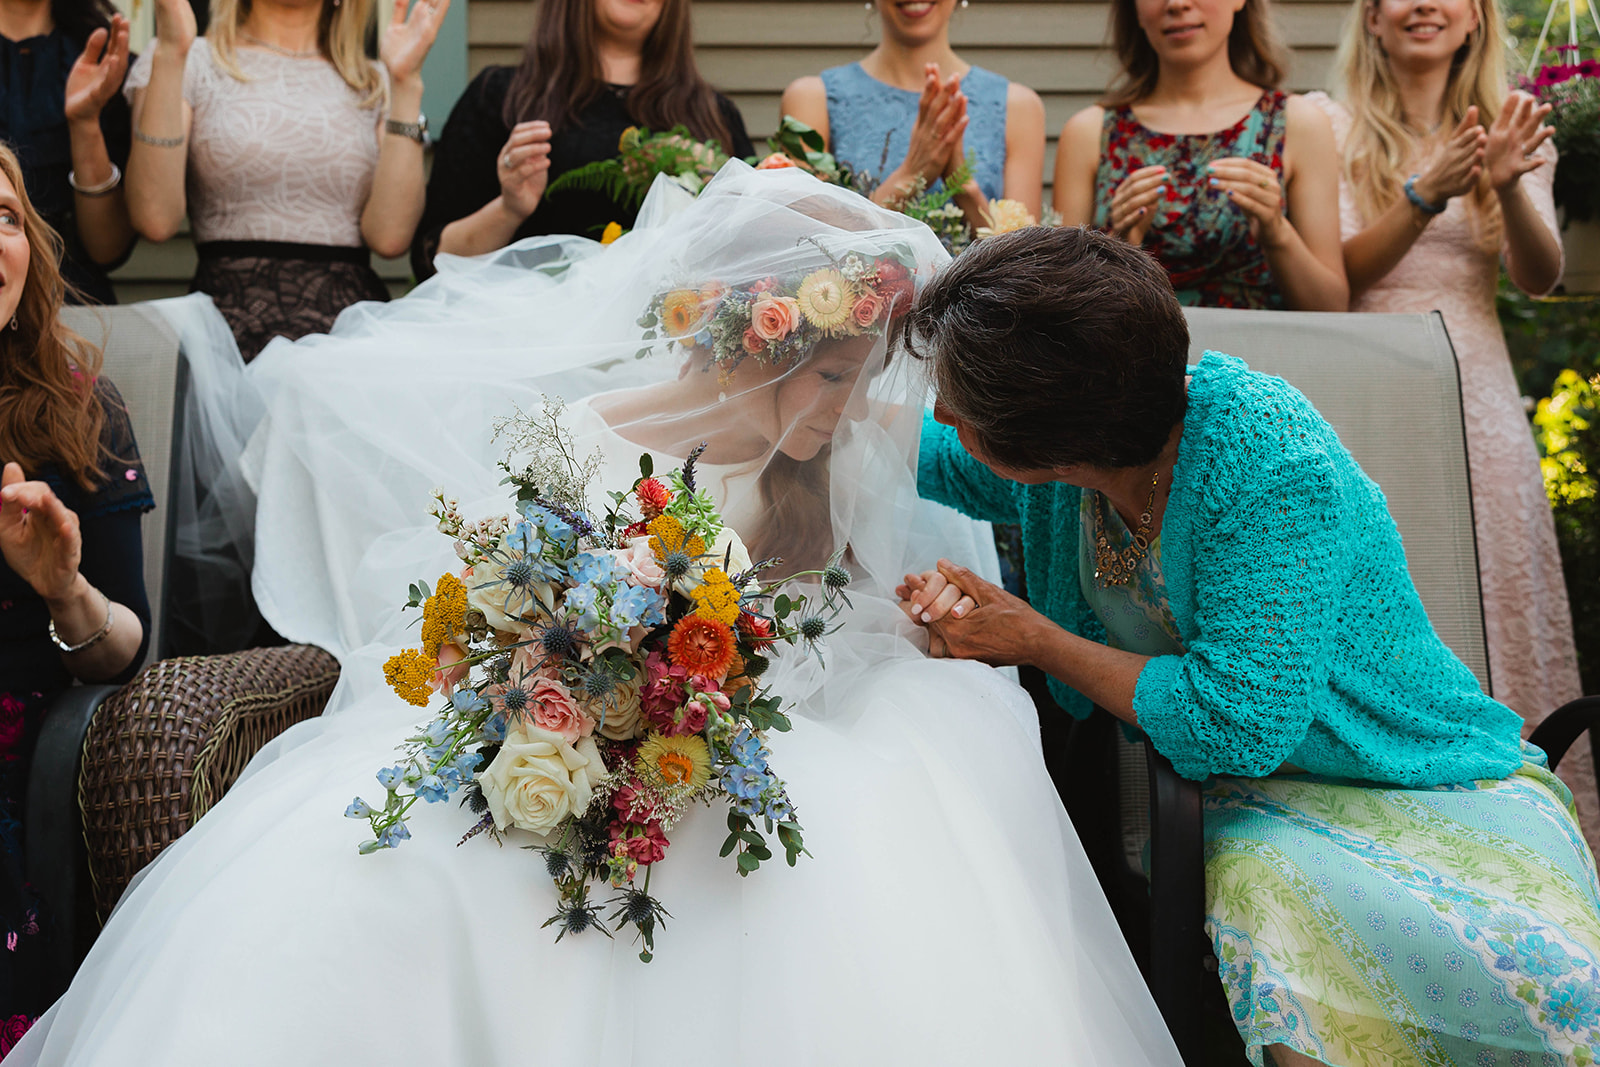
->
[78,644,340,919]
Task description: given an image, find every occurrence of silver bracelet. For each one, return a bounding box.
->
[48,590,114,654]
[68,162,122,197]
[133,127,186,148]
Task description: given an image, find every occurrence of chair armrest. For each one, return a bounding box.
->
[24,684,120,996]
[77,644,340,919]
[1145,739,1207,1066]
[1528,696,1600,771]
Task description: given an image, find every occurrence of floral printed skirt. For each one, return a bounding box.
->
[1205,745,1600,1067]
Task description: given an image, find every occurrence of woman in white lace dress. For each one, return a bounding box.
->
[1307,0,1589,840]
[123,0,447,362]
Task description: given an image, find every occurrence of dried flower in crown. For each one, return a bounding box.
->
[637,248,919,379]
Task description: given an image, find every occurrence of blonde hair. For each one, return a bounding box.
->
[207,0,385,107]
[1332,0,1508,242]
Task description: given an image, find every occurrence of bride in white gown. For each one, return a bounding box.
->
[14,163,1179,1066]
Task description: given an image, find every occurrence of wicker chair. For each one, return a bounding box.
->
[24,305,340,995]
[1056,308,1600,1066]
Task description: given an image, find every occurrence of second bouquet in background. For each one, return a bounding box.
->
[350,400,850,961]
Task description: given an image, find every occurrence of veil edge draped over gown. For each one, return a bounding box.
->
[13,163,1181,1067]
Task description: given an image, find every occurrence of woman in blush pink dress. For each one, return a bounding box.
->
[1311,0,1590,843]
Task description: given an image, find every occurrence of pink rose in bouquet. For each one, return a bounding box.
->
[612,536,667,589]
[851,291,884,329]
[527,669,594,743]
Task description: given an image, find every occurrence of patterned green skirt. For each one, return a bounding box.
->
[1206,746,1600,1067]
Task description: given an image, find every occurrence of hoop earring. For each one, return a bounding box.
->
[8,316,16,331]
[960,0,969,7]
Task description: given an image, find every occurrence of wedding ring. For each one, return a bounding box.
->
[500,153,512,170]
[1259,179,1270,188]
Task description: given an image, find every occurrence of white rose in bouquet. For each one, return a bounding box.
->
[703,525,753,584]
[480,723,605,835]
[464,542,557,638]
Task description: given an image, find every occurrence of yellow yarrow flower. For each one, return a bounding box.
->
[691,568,742,625]
[795,268,854,334]
[419,572,468,660]
[648,514,705,562]
[636,732,712,791]
[383,648,437,707]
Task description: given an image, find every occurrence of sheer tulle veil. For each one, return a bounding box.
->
[235,161,1000,717]
[11,162,1184,1067]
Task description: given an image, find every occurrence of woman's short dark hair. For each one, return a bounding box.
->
[905,226,1190,472]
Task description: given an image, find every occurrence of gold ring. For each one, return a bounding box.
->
[1259,179,1270,188]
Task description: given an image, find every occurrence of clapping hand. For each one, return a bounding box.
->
[381,0,450,89]
[1207,157,1287,246]
[152,0,196,55]
[901,65,967,186]
[897,560,1040,666]
[1107,164,1168,245]
[497,121,552,219]
[1485,91,1554,193]
[0,462,82,603]
[65,14,131,125]
[1412,106,1488,207]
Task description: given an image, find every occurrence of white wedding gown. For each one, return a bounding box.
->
[14,164,1180,1066]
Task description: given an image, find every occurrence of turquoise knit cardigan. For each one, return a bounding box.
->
[917,352,1526,787]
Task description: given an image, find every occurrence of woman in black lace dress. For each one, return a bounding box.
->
[412,0,753,279]
[0,144,152,1051]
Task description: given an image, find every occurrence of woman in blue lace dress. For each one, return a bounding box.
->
[779,0,1045,230]
[904,225,1600,1067]
[0,145,152,1052]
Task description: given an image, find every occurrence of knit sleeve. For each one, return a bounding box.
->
[915,411,1021,525]
[1133,451,1341,779]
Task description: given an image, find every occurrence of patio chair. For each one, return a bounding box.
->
[24,304,340,996]
[1072,307,1600,1065]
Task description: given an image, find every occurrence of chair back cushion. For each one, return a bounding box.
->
[1183,308,1490,692]
[60,306,184,666]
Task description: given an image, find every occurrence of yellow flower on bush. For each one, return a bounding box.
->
[384,648,437,707]
[600,221,624,245]
[420,572,468,660]
[660,289,708,338]
[648,514,705,562]
[795,268,854,334]
[692,568,741,625]
[637,733,712,790]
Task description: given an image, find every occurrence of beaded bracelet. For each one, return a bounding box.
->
[133,127,186,148]
[1404,174,1447,216]
[48,590,114,654]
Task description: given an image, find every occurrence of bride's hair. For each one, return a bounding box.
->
[754,448,833,575]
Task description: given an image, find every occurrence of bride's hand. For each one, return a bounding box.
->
[897,567,977,623]
[918,560,1043,668]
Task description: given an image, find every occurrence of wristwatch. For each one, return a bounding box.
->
[385,112,429,146]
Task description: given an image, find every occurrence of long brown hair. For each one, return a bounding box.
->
[502,0,734,148]
[0,144,107,490]
[1101,0,1288,107]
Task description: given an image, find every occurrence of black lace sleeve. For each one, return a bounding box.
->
[412,66,514,282]
[79,377,156,520]
[716,93,756,159]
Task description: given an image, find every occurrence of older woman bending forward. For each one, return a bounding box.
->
[902,226,1600,1067]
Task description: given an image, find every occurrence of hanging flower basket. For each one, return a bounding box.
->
[1561,214,1600,294]
[1521,0,1600,292]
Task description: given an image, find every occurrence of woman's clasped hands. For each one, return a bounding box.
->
[877,64,970,205]
[896,559,1041,665]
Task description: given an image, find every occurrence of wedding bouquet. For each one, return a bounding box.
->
[349,401,849,960]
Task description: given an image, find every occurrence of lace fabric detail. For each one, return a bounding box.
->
[124,39,385,246]
[191,253,389,363]
[820,62,1009,201]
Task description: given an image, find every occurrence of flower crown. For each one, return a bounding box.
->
[639,249,919,381]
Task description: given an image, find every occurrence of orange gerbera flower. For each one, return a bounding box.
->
[667,615,738,680]
[660,290,709,339]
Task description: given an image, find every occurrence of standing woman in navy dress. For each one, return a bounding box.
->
[780,0,1046,228]
[0,0,136,304]
[0,143,152,1052]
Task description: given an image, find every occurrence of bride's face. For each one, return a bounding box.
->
[734,337,876,463]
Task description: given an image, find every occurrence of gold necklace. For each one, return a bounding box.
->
[242,34,320,58]
[1093,471,1160,588]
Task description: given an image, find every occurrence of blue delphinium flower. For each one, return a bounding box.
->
[376,765,405,790]
[764,796,794,823]
[612,584,666,629]
[722,764,771,800]
[377,822,412,849]
[423,719,452,747]
[563,584,603,631]
[522,503,576,549]
[729,729,768,770]
[453,689,487,714]
[344,797,375,819]
[481,712,508,743]
[416,774,450,803]
[568,551,627,587]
